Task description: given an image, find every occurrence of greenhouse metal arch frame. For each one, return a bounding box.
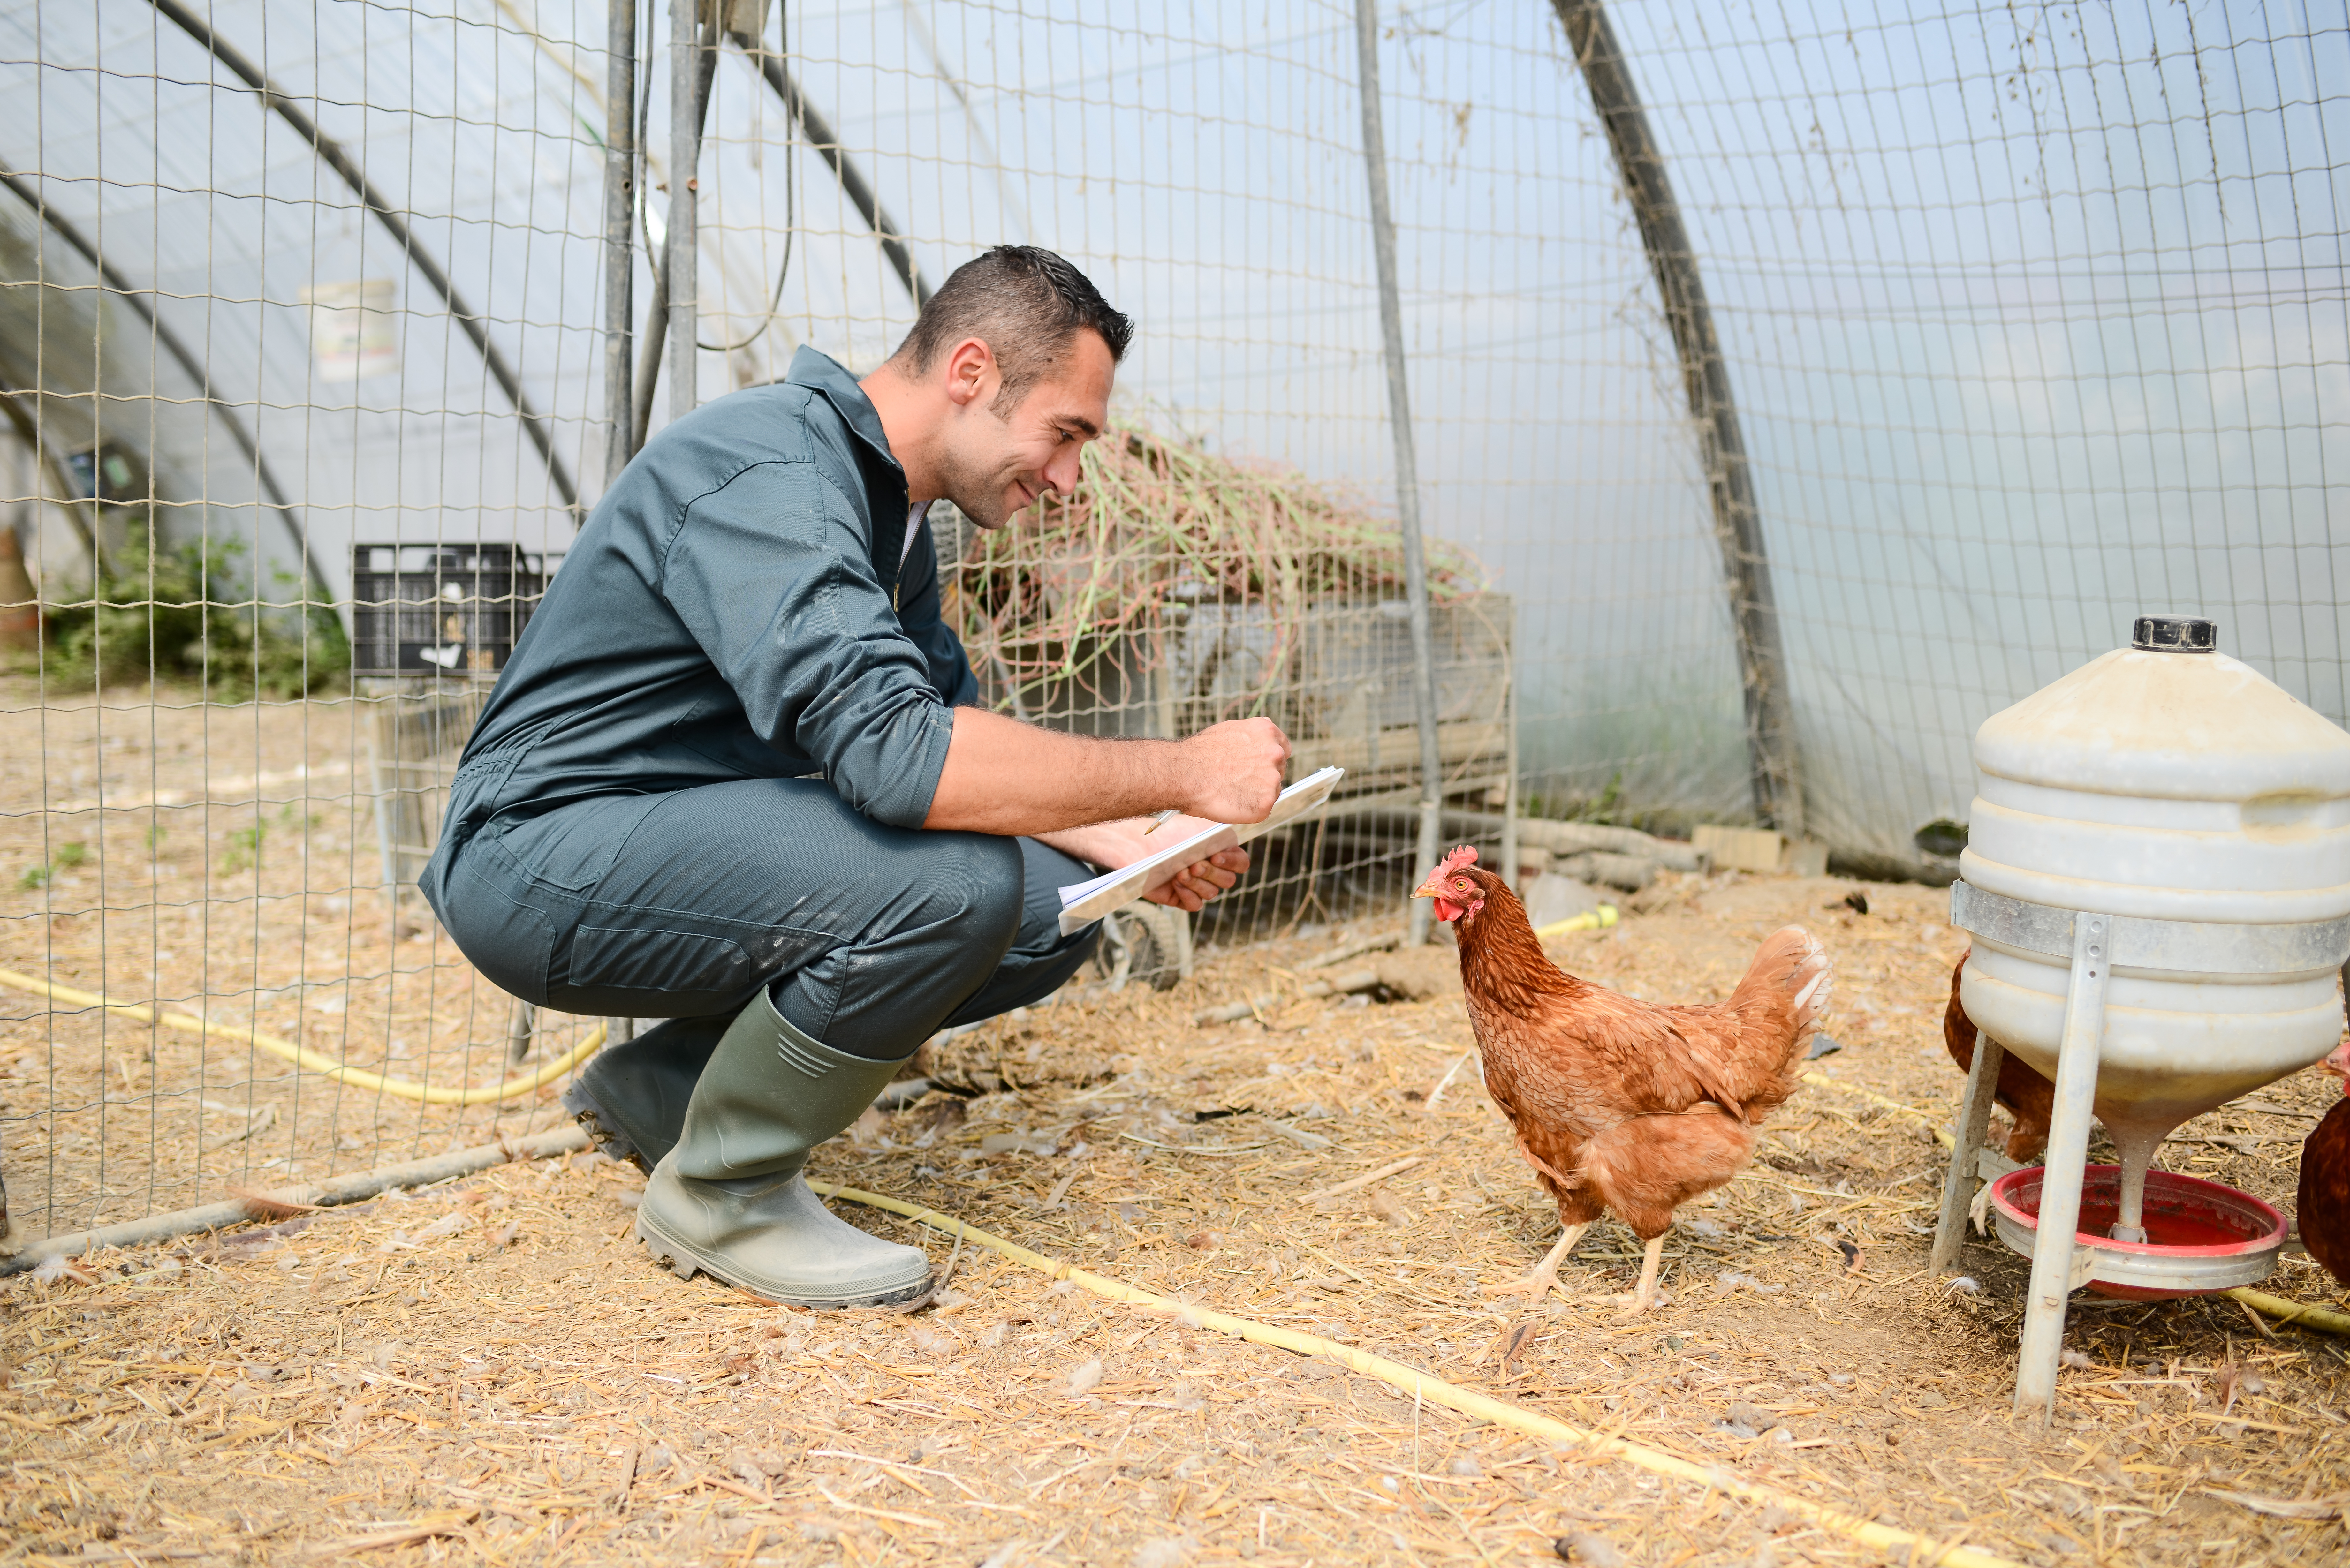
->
[1550,0,1802,838]
[146,0,583,522]
[0,157,326,601]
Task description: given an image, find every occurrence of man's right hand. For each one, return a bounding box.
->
[924,708,1294,837]
[1180,717,1292,824]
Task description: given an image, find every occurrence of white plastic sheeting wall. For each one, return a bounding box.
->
[2,0,2345,1240]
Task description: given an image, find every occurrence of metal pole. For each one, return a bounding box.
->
[1930,1018,2006,1276]
[2014,913,2109,1422]
[1549,0,1801,836]
[0,1124,591,1279]
[1501,656,1521,890]
[603,0,650,1057]
[602,0,637,487]
[1353,0,1445,948]
[629,40,718,455]
[666,0,705,425]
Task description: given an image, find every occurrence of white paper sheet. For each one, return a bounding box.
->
[1056,766,1346,934]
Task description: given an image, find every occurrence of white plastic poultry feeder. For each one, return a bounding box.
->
[1929,615,2350,1421]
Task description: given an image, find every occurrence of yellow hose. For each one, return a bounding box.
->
[1535,903,1619,938]
[2226,1286,2350,1337]
[0,968,603,1105]
[808,1179,2023,1568]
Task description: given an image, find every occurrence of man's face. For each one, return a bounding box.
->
[936,330,1115,529]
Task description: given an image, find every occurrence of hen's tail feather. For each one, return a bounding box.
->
[1734,925,1832,1069]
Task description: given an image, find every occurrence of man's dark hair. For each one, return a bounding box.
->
[895,246,1133,411]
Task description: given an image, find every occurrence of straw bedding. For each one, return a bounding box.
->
[5,701,2348,1564]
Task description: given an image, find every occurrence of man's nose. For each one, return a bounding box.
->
[1043,444,1085,496]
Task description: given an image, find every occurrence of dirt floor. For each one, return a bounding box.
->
[6,852,2349,1566]
[0,684,594,1237]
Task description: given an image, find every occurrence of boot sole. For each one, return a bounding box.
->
[633,1210,930,1310]
[560,1081,651,1175]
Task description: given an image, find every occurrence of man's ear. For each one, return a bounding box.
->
[942,337,997,409]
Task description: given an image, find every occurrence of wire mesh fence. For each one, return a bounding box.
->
[2,0,2344,1246]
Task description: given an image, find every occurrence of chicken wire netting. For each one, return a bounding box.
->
[0,0,2343,1243]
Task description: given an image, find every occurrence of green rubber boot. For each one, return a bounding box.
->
[560,1015,727,1173]
[634,988,929,1308]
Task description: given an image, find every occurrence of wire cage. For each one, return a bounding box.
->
[2,0,2345,1253]
[938,425,1517,940]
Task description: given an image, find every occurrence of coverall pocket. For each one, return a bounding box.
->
[496,793,665,893]
[567,922,755,1005]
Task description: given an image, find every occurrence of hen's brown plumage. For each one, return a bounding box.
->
[1942,953,2054,1163]
[1422,851,1829,1310]
[2300,1043,2350,1286]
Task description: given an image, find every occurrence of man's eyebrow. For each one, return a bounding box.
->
[1061,413,1102,438]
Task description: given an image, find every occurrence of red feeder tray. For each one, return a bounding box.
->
[1987,1165,2286,1301]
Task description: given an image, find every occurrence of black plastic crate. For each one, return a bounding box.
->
[350,543,544,677]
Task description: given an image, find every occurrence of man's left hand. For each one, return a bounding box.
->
[1034,815,1253,915]
[1143,843,1249,913]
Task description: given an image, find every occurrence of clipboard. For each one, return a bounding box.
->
[1055,766,1346,935]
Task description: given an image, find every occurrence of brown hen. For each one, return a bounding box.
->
[1942,953,2055,1163]
[1414,845,1830,1313]
[2300,1041,2350,1286]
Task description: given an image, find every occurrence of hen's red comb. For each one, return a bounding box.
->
[1435,844,1479,878]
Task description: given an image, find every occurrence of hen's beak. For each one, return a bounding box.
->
[1411,869,1444,901]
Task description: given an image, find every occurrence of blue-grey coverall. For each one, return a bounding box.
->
[421,347,1099,1060]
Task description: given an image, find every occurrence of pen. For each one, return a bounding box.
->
[1142,809,1180,835]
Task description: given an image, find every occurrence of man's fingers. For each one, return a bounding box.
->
[1179,857,1239,890]
[1186,719,1292,824]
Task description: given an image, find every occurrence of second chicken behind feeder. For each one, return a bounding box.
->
[1414,846,1831,1315]
[1942,952,2055,1163]
[2297,1041,2350,1287]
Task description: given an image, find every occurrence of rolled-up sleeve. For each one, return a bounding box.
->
[895,518,980,707]
[658,456,956,828]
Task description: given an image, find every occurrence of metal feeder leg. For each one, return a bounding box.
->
[507,999,537,1066]
[2014,913,2110,1423]
[1930,1016,2007,1276]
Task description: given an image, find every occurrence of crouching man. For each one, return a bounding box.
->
[424,248,1286,1307]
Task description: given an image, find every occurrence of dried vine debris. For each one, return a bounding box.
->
[953,423,1487,720]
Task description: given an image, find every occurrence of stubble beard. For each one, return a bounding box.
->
[931,429,1021,531]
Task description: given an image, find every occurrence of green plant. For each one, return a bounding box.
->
[53,841,87,868]
[32,520,349,699]
[1572,772,1626,825]
[219,822,266,875]
[17,863,48,890]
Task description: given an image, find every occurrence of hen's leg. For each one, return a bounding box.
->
[1612,1235,1667,1318]
[1480,1222,1588,1303]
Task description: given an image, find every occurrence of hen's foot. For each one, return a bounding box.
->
[1480,1260,1567,1303]
[1479,1221,1587,1305]
[1610,1235,1667,1319]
